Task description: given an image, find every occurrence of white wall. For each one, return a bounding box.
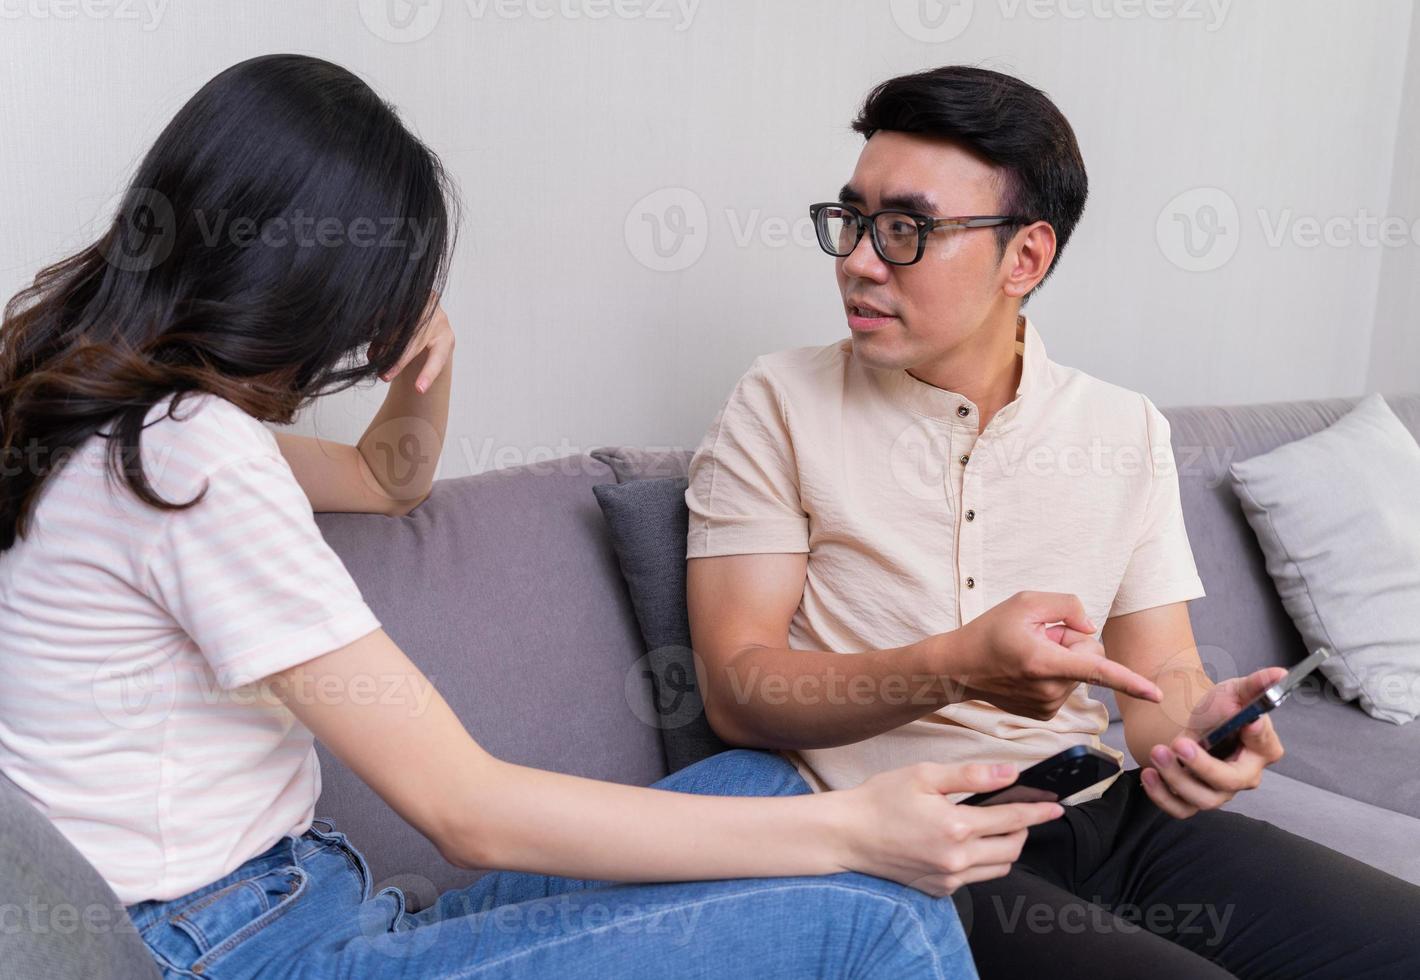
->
[2,0,1416,480]
[1370,0,1420,396]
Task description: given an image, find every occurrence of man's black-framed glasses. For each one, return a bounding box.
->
[808,202,1035,266]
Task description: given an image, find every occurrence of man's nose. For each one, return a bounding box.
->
[842,227,890,283]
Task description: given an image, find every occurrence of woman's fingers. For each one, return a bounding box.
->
[911,860,1017,897]
[384,302,452,387]
[958,828,1030,869]
[924,813,1045,894]
[960,799,1064,837]
[375,296,438,379]
[413,334,452,393]
[916,833,1030,895]
[382,335,423,382]
[954,862,1015,887]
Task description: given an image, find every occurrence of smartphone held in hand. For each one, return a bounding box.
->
[962,745,1121,806]
[1199,647,1332,759]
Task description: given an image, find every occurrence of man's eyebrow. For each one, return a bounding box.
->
[836,185,942,214]
[879,190,940,214]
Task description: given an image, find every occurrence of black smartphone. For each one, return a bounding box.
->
[961,745,1121,806]
[1199,647,1332,759]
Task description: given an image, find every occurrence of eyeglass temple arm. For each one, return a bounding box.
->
[932,216,1034,229]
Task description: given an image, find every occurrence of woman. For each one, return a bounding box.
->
[0,55,1060,978]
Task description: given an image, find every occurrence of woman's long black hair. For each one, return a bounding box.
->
[0,53,459,550]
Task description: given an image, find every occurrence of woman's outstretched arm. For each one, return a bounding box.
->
[267,626,1063,895]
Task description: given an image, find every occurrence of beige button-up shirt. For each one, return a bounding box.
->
[686,315,1206,800]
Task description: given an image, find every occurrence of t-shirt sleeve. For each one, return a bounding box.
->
[1108,395,1207,619]
[141,453,382,689]
[685,358,810,558]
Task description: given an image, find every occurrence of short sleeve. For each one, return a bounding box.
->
[686,359,810,558]
[141,454,382,689]
[1108,396,1207,619]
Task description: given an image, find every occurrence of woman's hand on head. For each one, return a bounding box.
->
[372,299,455,394]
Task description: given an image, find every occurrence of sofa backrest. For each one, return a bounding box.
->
[313,455,664,905]
[1163,393,1420,682]
[0,773,161,979]
[310,392,1420,899]
[594,394,1420,716]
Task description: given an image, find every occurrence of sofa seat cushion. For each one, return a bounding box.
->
[1101,720,1420,885]
[1265,694,1420,818]
[1215,766,1420,888]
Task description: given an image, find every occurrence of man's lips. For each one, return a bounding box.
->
[846,301,898,331]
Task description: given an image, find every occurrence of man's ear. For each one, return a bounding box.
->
[1002,221,1057,300]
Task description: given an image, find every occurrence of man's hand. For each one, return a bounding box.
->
[948,592,1164,720]
[1139,666,1287,819]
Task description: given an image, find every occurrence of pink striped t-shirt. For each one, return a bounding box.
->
[0,391,381,904]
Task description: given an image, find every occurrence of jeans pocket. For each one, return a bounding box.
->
[304,818,373,900]
[147,865,308,976]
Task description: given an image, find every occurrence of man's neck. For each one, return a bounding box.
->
[905,313,1025,433]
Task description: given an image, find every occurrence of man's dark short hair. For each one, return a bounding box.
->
[852,65,1088,300]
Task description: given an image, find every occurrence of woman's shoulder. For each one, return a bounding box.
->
[135,391,282,492]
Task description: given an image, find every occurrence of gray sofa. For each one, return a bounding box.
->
[4,392,1419,979]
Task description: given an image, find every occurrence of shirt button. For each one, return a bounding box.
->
[965,576,976,589]
[956,405,970,418]
[959,454,970,465]
[965,509,975,522]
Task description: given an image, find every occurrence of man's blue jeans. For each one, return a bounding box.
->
[126,750,976,978]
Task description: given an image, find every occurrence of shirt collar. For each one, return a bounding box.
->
[868,313,1050,428]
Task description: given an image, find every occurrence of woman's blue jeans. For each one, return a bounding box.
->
[125,749,976,978]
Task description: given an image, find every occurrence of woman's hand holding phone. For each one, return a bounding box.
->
[834,761,1063,896]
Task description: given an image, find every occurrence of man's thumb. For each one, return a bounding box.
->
[1035,593,1097,635]
[1238,666,1288,700]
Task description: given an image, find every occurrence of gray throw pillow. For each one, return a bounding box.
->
[592,477,731,771]
[589,447,693,484]
[1228,393,1420,724]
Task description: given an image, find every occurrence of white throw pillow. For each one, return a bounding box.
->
[1229,394,1420,724]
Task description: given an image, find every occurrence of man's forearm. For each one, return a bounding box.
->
[1122,662,1212,764]
[704,632,962,750]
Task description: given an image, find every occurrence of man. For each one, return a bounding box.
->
[684,66,1420,977]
